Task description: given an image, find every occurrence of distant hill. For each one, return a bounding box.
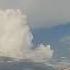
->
[0,57,55,70]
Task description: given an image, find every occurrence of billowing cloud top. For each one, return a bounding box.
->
[0,9,54,62]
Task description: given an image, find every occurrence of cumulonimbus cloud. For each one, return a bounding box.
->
[0,9,54,62]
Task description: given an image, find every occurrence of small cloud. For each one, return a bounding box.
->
[60,36,70,45]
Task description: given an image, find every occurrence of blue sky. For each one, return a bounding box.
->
[32,23,70,59]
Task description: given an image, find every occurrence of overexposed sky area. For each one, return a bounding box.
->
[0,0,70,28]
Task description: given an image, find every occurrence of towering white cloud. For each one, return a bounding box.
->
[0,9,29,58]
[0,9,53,62]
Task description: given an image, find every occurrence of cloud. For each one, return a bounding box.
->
[0,9,30,58]
[60,36,70,45]
[0,9,54,62]
[30,44,54,62]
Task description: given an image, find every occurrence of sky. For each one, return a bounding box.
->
[0,0,69,62]
[0,0,70,28]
